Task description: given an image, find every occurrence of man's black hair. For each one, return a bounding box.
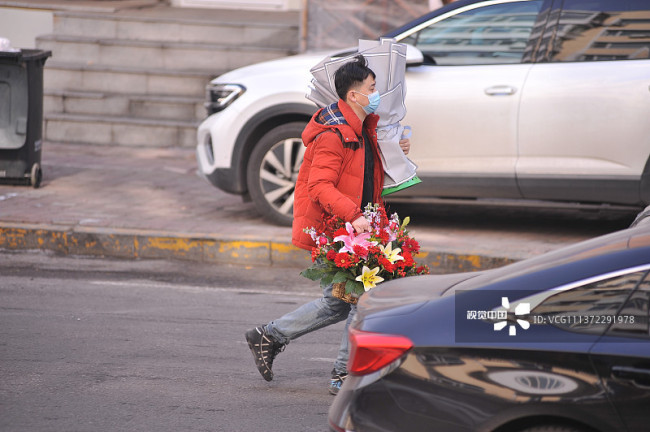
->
[334,55,376,101]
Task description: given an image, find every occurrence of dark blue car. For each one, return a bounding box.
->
[329,222,650,432]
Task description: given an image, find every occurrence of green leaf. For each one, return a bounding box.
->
[320,272,335,288]
[311,260,331,270]
[332,271,349,284]
[300,267,324,281]
[345,279,364,296]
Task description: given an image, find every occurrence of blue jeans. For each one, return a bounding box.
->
[265,282,357,374]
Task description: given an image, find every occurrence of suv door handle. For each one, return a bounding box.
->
[484,85,517,96]
[612,365,650,387]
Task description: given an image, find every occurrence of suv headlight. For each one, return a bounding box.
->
[204,83,245,116]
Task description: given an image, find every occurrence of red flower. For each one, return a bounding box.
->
[402,251,415,267]
[352,245,369,259]
[378,256,395,272]
[401,237,420,254]
[311,248,320,262]
[326,249,337,261]
[334,253,355,269]
[417,265,429,275]
[333,227,348,238]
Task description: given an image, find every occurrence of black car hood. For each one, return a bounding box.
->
[356,223,650,325]
[356,271,482,322]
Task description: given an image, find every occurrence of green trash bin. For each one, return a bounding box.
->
[0,48,51,188]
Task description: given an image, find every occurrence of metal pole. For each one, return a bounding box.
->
[300,0,309,52]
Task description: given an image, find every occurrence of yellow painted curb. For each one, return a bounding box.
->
[0,223,515,272]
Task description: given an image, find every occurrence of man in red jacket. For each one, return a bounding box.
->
[245,55,410,394]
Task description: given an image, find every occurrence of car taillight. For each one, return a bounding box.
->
[328,421,346,432]
[348,328,413,376]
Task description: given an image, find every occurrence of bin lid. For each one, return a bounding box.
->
[0,49,52,64]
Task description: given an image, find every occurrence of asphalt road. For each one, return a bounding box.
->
[0,251,343,432]
[0,205,640,432]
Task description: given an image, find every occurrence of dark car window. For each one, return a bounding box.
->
[608,271,650,338]
[548,0,650,62]
[400,0,544,65]
[531,271,646,335]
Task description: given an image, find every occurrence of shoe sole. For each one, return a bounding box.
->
[245,328,274,382]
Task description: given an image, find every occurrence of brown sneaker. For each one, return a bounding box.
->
[245,326,285,381]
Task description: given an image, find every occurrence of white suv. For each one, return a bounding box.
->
[197,0,650,226]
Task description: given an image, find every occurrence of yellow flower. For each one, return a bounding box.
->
[356,266,384,291]
[379,243,404,264]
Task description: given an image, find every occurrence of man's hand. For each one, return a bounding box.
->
[352,215,371,233]
[399,137,411,155]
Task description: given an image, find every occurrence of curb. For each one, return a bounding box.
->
[0,223,517,273]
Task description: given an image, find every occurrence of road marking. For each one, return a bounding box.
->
[308,357,337,363]
[0,192,18,201]
[89,280,318,298]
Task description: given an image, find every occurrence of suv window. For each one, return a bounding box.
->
[530,271,646,335]
[400,0,544,65]
[549,0,650,62]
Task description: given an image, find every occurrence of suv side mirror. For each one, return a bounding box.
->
[405,44,424,66]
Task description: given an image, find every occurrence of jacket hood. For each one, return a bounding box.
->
[301,99,379,146]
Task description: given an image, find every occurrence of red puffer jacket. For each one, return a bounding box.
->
[292,99,385,251]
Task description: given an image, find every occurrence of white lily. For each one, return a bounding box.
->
[379,243,404,264]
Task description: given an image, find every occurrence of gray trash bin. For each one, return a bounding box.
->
[0,48,51,188]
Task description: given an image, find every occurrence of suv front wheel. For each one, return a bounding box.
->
[246,122,307,226]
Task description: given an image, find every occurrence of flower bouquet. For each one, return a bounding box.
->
[300,204,429,304]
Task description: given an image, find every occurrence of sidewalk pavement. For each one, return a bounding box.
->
[0,143,637,273]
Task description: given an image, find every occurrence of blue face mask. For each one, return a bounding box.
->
[355,90,381,115]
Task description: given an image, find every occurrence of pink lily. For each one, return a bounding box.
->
[333,222,377,256]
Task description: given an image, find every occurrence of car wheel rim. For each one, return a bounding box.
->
[258,137,304,217]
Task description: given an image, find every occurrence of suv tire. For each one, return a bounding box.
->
[246,122,307,226]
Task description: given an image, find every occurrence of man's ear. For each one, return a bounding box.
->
[346,89,358,105]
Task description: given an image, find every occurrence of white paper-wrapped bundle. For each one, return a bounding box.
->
[307,38,420,195]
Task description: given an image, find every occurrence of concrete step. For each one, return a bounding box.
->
[36,34,292,71]
[44,112,198,147]
[0,0,161,13]
[45,61,218,97]
[37,4,300,148]
[53,9,299,49]
[44,89,205,121]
